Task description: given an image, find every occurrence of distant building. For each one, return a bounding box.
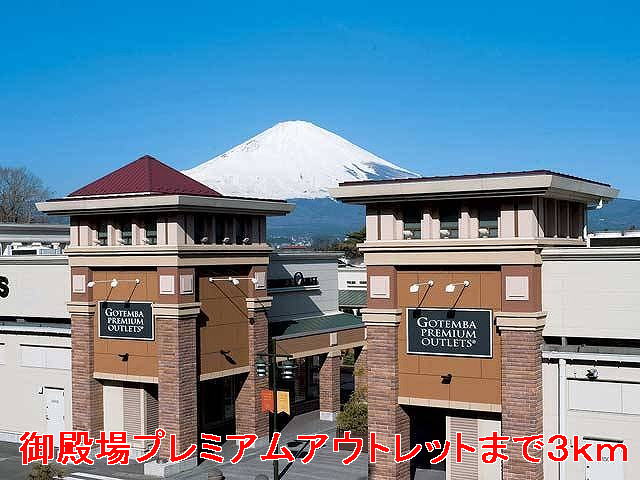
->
[0,248,70,443]
[338,260,367,314]
[0,223,69,256]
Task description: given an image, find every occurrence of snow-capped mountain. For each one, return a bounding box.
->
[183,120,419,199]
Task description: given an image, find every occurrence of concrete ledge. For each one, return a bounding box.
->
[398,396,502,413]
[246,296,273,310]
[361,308,402,326]
[94,372,159,384]
[278,340,365,360]
[66,301,97,315]
[153,302,201,318]
[199,365,250,381]
[144,457,198,477]
[320,411,338,421]
[495,311,547,330]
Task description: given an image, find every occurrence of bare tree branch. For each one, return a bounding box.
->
[0,166,52,223]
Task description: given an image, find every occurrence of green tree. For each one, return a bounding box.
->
[26,463,66,480]
[332,227,365,258]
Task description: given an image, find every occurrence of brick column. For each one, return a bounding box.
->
[497,312,546,480]
[155,303,200,460]
[235,296,271,439]
[67,302,102,436]
[353,345,367,393]
[363,309,410,480]
[319,350,341,421]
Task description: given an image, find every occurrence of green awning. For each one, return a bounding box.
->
[338,289,367,307]
[270,312,364,340]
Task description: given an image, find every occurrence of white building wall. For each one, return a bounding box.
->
[0,332,72,442]
[542,249,640,339]
[0,258,70,319]
[268,254,340,320]
[544,360,640,480]
[543,247,640,479]
[337,267,367,290]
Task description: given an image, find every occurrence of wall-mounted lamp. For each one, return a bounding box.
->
[409,280,434,293]
[87,278,140,288]
[445,280,470,293]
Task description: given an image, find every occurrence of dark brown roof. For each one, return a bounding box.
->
[338,170,611,188]
[69,155,222,197]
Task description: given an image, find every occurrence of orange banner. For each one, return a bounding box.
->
[261,390,274,413]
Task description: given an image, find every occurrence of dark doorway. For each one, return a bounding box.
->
[408,406,446,480]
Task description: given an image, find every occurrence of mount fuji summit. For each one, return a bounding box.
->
[183,121,421,240]
[183,121,419,200]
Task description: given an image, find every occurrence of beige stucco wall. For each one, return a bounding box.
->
[542,251,640,339]
[0,259,70,319]
[0,332,72,441]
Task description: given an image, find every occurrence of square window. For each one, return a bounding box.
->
[369,276,390,298]
[179,275,194,295]
[159,275,175,295]
[505,276,529,301]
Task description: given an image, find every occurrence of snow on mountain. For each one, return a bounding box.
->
[183,121,420,199]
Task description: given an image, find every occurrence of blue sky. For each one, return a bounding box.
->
[1,1,639,198]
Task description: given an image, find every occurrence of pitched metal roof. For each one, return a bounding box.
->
[270,312,364,339]
[69,155,222,198]
[338,289,367,307]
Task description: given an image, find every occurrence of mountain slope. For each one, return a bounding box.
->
[183,120,419,199]
[588,198,640,232]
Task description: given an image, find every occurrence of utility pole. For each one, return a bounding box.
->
[255,338,295,480]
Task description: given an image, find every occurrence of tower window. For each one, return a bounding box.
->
[119,220,132,245]
[97,221,108,246]
[144,217,157,245]
[402,207,422,240]
[195,215,210,244]
[439,205,459,239]
[479,206,499,238]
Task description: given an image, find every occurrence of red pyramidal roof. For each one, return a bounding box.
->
[69,155,222,198]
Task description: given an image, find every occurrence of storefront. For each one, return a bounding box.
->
[30,154,364,476]
[331,170,619,480]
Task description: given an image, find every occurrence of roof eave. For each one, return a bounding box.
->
[330,174,618,206]
[37,194,295,217]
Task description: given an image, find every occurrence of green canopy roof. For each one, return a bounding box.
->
[270,312,363,339]
[338,289,367,307]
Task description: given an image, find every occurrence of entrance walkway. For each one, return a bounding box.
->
[0,411,367,480]
[171,411,367,480]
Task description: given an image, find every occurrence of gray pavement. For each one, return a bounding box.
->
[172,411,367,480]
[0,411,367,480]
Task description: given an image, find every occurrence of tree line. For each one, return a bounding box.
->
[0,166,51,223]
